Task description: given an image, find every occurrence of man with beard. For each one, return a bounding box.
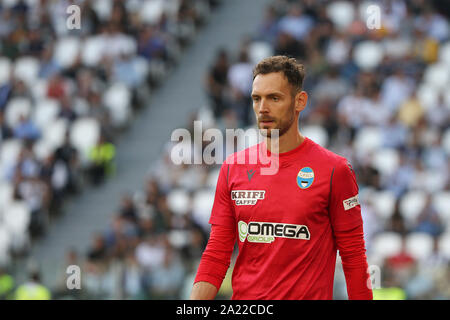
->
[190,56,372,300]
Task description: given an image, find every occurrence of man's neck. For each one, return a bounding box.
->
[265,127,304,154]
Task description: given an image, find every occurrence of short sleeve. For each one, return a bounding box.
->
[329,159,363,232]
[208,162,236,228]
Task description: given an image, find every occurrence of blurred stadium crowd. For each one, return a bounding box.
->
[1,0,450,300]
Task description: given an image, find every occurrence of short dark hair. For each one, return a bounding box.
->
[252,55,306,94]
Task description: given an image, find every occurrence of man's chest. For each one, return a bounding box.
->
[228,163,332,224]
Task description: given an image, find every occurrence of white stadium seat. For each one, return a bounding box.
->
[140,0,165,24]
[399,190,428,228]
[168,229,190,249]
[206,169,220,189]
[423,63,449,92]
[14,56,40,87]
[326,1,355,31]
[416,83,439,111]
[33,99,61,130]
[438,233,450,260]
[43,118,69,149]
[248,41,274,66]
[371,148,400,177]
[405,232,434,261]
[102,82,131,128]
[81,36,106,67]
[3,201,31,252]
[433,192,450,228]
[31,78,49,101]
[4,97,32,128]
[54,37,81,69]
[167,189,191,216]
[371,232,403,262]
[353,41,384,71]
[353,127,383,156]
[33,138,55,162]
[0,225,11,267]
[442,128,450,156]
[371,190,397,221]
[303,125,329,147]
[192,190,215,231]
[0,57,12,86]
[70,117,100,165]
[0,139,23,177]
[0,182,14,212]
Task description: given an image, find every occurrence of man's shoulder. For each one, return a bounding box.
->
[306,138,349,168]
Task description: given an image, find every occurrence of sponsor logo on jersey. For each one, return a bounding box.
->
[231,190,265,206]
[343,194,360,210]
[238,221,310,243]
[297,167,314,189]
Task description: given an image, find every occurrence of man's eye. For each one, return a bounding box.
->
[253,97,260,102]
[272,96,279,101]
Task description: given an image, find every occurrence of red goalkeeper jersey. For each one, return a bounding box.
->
[196,137,372,300]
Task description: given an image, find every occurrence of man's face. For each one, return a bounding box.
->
[251,72,298,138]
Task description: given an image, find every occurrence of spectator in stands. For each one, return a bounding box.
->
[87,134,116,185]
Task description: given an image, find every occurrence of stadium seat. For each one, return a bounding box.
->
[405,232,434,261]
[33,98,61,131]
[42,118,69,149]
[168,229,190,249]
[70,117,101,165]
[371,190,396,221]
[91,0,113,20]
[0,182,13,213]
[371,148,399,177]
[399,190,427,228]
[54,37,81,69]
[14,56,40,87]
[433,192,450,229]
[3,201,31,253]
[438,233,450,260]
[102,83,131,128]
[248,41,274,66]
[205,169,220,189]
[81,36,106,67]
[167,189,191,216]
[33,138,55,162]
[192,190,215,231]
[31,78,49,101]
[371,232,403,262]
[442,128,450,156]
[326,1,355,31]
[439,41,450,64]
[353,41,384,71]
[140,0,165,24]
[302,125,329,147]
[0,57,12,86]
[0,225,11,267]
[0,139,23,176]
[4,97,32,128]
[353,127,382,157]
[416,83,438,111]
[423,63,449,92]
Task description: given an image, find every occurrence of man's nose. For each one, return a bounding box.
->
[259,98,270,113]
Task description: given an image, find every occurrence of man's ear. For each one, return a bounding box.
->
[295,91,308,113]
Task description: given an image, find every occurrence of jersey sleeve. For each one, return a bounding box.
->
[329,159,363,232]
[208,162,235,228]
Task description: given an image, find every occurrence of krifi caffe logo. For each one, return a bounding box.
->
[231,190,265,206]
